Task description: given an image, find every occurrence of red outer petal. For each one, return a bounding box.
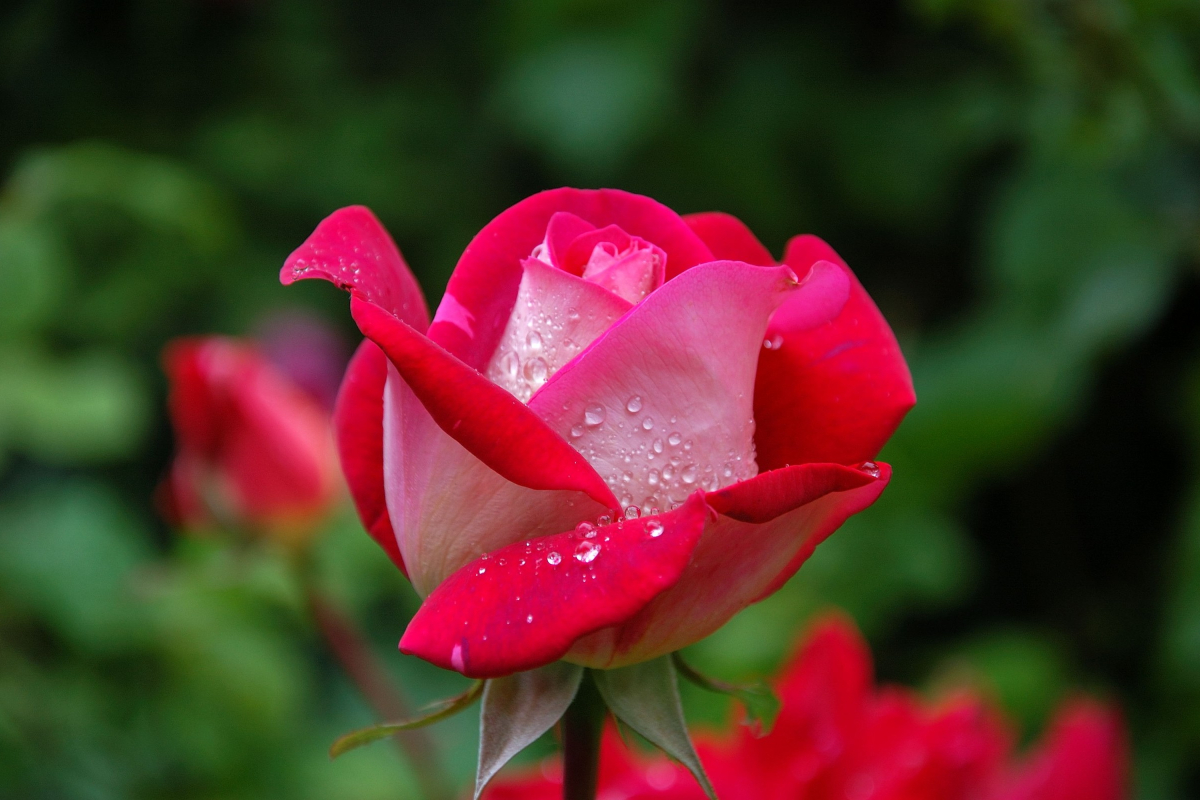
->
[755,235,915,469]
[399,494,710,678]
[683,211,776,266]
[999,700,1128,800]
[350,296,619,510]
[333,339,405,575]
[427,188,715,370]
[565,463,889,668]
[281,205,430,332]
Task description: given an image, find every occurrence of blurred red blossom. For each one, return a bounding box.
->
[484,615,1128,800]
[159,336,339,541]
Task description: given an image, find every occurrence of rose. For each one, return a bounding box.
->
[160,336,339,541]
[281,189,915,678]
[482,616,1129,800]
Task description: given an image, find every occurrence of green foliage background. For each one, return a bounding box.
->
[1,0,1199,797]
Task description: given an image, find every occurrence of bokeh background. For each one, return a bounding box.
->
[2,0,1199,797]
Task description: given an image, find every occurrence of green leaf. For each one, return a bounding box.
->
[593,656,715,799]
[475,661,584,799]
[672,653,781,737]
[329,680,483,759]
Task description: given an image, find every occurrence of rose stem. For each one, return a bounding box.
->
[562,674,606,800]
[296,555,449,800]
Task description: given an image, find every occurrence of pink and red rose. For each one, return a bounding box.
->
[160,336,339,539]
[483,616,1129,800]
[282,189,914,677]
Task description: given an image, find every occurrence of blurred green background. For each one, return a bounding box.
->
[2,0,1199,797]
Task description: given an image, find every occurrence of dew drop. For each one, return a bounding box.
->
[622,471,633,483]
[647,521,665,538]
[620,494,633,508]
[624,506,640,519]
[642,417,654,431]
[860,461,882,478]
[523,357,548,385]
[662,465,675,481]
[500,351,520,379]
[683,439,693,451]
[648,469,661,486]
[567,307,580,321]
[526,331,543,355]
[668,432,682,446]
[584,404,606,426]
[546,551,562,566]
[763,333,784,350]
[576,521,596,536]
[527,614,534,623]
[597,514,612,526]
[652,438,664,454]
[574,541,601,563]
[570,425,585,438]
[478,567,487,575]
[626,395,643,413]
[681,465,698,485]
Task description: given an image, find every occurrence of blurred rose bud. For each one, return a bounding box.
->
[159,336,339,542]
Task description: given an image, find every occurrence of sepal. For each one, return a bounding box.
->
[592,656,716,799]
[329,679,483,758]
[672,652,781,736]
[475,661,584,799]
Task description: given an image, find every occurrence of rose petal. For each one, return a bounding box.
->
[683,211,777,266]
[529,261,799,514]
[399,494,710,678]
[427,188,714,370]
[755,235,915,469]
[351,296,619,512]
[565,463,889,668]
[382,362,610,596]
[280,205,430,332]
[485,258,633,402]
[333,339,404,574]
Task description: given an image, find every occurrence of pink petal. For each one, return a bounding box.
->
[333,339,405,574]
[382,361,610,596]
[529,261,799,514]
[683,211,777,266]
[564,463,889,668]
[427,188,714,370]
[280,206,430,332]
[399,494,710,678]
[485,258,633,402]
[544,211,598,266]
[350,296,619,512]
[755,235,915,469]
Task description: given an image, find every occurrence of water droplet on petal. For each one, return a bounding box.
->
[626,395,643,413]
[642,417,654,431]
[570,425,585,438]
[523,357,548,386]
[576,521,596,535]
[527,614,534,623]
[546,551,562,566]
[668,432,682,446]
[567,307,580,321]
[597,515,612,526]
[526,331,543,355]
[585,404,606,426]
[478,567,486,575]
[681,465,698,484]
[653,438,664,454]
[763,333,784,350]
[574,541,601,563]
[647,521,665,538]
[860,461,882,478]
[648,469,661,486]
[624,506,640,519]
[662,465,675,481]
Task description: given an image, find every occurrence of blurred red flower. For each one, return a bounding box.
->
[484,615,1128,800]
[159,336,339,541]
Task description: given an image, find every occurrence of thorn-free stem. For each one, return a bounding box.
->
[293,550,450,800]
[562,673,606,800]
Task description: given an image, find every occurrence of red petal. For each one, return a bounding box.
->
[427,188,714,370]
[333,339,405,575]
[755,235,915,469]
[565,463,889,667]
[399,495,710,678]
[281,206,430,332]
[683,211,776,266]
[999,700,1127,800]
[350,296,619,511]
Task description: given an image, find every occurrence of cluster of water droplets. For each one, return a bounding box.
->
[486,293,600,401]
[567,394,757,514]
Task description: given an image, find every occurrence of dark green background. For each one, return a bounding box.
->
[2,0,1199,797]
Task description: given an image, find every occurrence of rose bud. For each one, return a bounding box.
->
[160,336,339,543]
[281,189,915,677]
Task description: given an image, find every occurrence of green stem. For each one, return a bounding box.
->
[561,673,606,800]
